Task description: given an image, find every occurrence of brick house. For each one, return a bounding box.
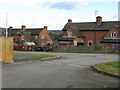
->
[0,28,5,37]
[8,25,53,48]
[58,16,120,46]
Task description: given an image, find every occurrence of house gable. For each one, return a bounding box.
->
[18,33,26,41]
[100,26,120,44]
[63,28,77,38]
[18,32,34,42]
[103,26,119,39]
[39,26,53,45]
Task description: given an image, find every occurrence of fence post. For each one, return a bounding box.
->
[0,37,14,63]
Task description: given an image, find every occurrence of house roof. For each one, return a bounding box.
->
[114,25,120,32]
[58,41,71,44]
[48,31,63,41]
[10,28,43,35]
[72,27,85,38]
[23,32,34,41]
[100,38,120,43]
[58,37,75,41]
[62,21,119,31]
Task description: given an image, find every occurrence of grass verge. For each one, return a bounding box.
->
[14,54,23,57]
[95,61,120,74]
[25,54,58,60]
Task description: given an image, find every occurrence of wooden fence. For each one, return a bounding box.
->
[0,37,14,63]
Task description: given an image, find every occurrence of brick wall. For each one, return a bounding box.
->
[81,31,108,45]
[75,38,84,42]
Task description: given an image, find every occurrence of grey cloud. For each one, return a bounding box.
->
[50,2,77,10]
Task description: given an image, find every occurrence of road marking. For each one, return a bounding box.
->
[67,64,85,67]
[43,61,85,68]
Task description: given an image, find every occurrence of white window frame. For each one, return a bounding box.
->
[68,32,72,37]
[21,35,24,40]
[36,35,38,39]
[111,32,117,38]
[41,35,45,39]
[88,40,92,46]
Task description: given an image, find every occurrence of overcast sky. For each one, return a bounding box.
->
[0,0,119,30]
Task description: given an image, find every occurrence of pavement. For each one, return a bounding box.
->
[2,51,119,88]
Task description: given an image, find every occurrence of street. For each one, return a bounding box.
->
[2,51,119,88]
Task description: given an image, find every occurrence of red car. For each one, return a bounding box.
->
[37,42,55,51]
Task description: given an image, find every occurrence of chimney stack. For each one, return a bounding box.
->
[44,26,48,30]
[21,25,26,30]
[68,19,72,23]
[9,26,13,30]
[96,16,102,25]
[8,26,13,37]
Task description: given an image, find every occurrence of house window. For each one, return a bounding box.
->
[68,32,72,37]
[21,36,24,40]
[36,35,38,39]
[111,32,117,38]
[88,40,92,46]
[41,35,45,39]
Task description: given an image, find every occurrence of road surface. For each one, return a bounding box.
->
[2,51,119,88]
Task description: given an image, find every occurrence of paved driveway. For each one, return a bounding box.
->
[2,51,119,88]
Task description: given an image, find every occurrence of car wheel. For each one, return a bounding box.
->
[51,49,53,51]
[43,48,46,52]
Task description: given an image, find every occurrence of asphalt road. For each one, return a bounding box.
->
[2,51,119,88]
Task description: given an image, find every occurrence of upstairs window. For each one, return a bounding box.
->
[88,40,92,46]
[68,32,72,37]
[41,35,45,39]
[111,32,117,38]
[36,35,38,39]
[21,36,24,40]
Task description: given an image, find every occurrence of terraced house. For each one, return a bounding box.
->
[58,16,120,47]
[8,25,53,50]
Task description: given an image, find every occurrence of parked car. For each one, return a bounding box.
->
[14,42,36,51]
[37,42,55,51]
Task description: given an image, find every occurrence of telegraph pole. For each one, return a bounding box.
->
[94,11,98,46]
[5,12,8,37]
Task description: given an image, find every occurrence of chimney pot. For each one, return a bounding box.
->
[68,19,72,23]
[21,25,26,30]
[44,26,48,30]
[96,16,102,25]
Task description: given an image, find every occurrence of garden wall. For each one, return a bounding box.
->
[53,45,119,53]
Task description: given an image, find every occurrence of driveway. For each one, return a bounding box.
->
[2,51,119,88]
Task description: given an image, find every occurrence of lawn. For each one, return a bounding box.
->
[14,54,23,57]
[25,54,57,60]
[95,61,120,74]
